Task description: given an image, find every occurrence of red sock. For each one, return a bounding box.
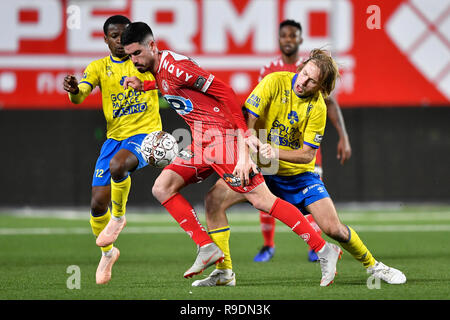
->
[269,198,325,252]
[162,193,212,247]
[305,214,323,251]
[259,211,275,247]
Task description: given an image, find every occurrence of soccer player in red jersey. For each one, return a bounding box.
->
[121,22,342,286]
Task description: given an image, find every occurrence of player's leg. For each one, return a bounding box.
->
[97,134,149,247]
[90,139,122,284]
[305,214,321,262]
[90,186,113,253]
[254,211,276,262]
[95,149,135,247]
[109,148,138,218]
[306,198,406,284]
[242,182,342,286]
[191,179,245,286]
[152,166,224,278]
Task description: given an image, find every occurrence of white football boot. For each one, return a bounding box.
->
[183,243,224,278]
[192,269,236,287]
[316,242,343,287]
[367,261,406,284]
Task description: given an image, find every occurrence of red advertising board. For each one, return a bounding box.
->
[0,0,448,109]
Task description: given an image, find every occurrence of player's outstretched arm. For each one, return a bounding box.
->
[64,74,92,104]
[324,96,352,165]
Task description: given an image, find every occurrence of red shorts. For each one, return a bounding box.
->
[164,136,264,193]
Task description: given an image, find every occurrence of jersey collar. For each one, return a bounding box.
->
[110,55,129,63]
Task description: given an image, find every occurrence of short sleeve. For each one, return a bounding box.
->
[303,97,327,149]
[244,73,275,119]
[79,61,100,90]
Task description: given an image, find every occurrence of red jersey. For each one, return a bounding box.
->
[151,51,247,147]
[258,57,302,82]
[142,50,264,193]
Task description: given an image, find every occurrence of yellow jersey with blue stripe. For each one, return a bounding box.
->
[69,55,161,140]
[245,72,327,176]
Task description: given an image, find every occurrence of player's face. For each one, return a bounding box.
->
[104,24,128,58]
[294,61,321,98]
[279,25,302,57]
[125,41,157,73]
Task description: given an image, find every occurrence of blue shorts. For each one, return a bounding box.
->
[92,134,148,186]
[264,172,330,215]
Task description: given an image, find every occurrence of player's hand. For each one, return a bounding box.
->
[245,135,262,153]
[233,156,258,187]
[123,76,143,91]
[259,143,277,159]
[63,75,79,94]
[337,136,352,165]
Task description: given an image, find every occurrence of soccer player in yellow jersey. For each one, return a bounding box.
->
[63,15,161,284]
[193,49,406,287]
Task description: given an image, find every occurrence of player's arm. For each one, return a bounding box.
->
[249,106,316,164]
[243,75,274,153]
[64,63,99,104]
[205,76,249,134]
[123,76,157,91]
[325,96,352,164]
[63,75,92,104]
[260,98,326,164]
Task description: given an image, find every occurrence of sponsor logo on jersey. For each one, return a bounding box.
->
[161,59,194,82]
[267,119,301,149]
[314,133,323,143]
[287,111,299,124]
[112,103,148,118]
[246,94,261,108]
[164,95,194,115]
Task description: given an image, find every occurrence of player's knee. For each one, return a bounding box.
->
[109,158,127,181]
[152,180,176,203]
[322,223,347,242]
[248,198,267,213]
[205,187,225,214]
[90,196,109,216]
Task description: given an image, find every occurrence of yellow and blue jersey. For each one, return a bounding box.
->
[69,55,162,140]
[244,71,327,176]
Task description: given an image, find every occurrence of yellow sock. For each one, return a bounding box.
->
[90,208,113,253]
[209,226,232,270]
[111,175,131,219]
[339,225,376,268]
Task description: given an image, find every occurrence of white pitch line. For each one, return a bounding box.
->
[1,224,450,235]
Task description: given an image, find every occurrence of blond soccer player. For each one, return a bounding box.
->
[194,49,407,287]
